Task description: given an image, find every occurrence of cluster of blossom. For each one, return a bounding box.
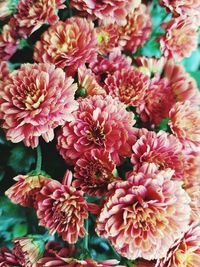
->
[0,0,200,266]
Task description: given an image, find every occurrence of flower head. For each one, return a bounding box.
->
[12,0,65,37]
[0,247,19,267]
[70,0,141,26]
[0,63,77,148]
[156,224,200,266]
[159,17,198,61]
[96,168,191,260]
[34,17,97,75]
[5,174,50,208]
[36,179,88,243]
[104,67,150,107]
[57,95,136,165]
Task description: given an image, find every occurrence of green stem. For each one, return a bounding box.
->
[83,219,89,251]
[35,145,42,174]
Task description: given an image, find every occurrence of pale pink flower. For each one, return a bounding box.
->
[119,4,152,53]
[34,17,97,75]
[57,95,136,165]
[5,174,50,208]
[104,67,150,107]
[135,56,166,77]
[96,168,191,260]
[0,63,78,148]
[169,101,200,150]
[131,130,184,180]
[12,0,65,37]
[186,184,200,223]
[156,224,200,266]
[70,0,141,26]
[73,149,118,196]
[159,17,198,61]
[36,178,88,243]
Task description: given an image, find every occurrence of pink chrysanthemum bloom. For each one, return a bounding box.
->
[183,150,200,188]
[159,17,198,62]
[96,168,191,260]
[70,0,141,26]
[137,77,175,126]
[34,17,97,75]
[96,23,120,55]
[0,63,78,148]
[163,60,200,106]
[0,61,9,81]
[73,148,118,197]
[185,184,200,223]
[168,101,200,150]
[131,130,184,180]
[78,65,106,96]
[156,223,200,266]
[57,95,136,165]
[118,4,152,53]
[38,257,124,267]
[12,237,43,267]
[135,56,166,77]
[0,24,19,60]
[90,48,132,81]
[104,67,150,107]
[0,247,19,267]
[36,177,88,243]
[159,0,200,26]
[11,0,65,37]
[5,174,50,208]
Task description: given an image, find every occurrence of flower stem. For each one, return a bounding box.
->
[35,145,42,174]
[84,219,89,251]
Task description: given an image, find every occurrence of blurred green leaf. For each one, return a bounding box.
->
[141,37,161,57]
[13,224,28,238]
[182,49,200,72]
[8,143,35,173]
[189,71,200,88]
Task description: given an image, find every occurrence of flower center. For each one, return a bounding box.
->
[87,125,105,146]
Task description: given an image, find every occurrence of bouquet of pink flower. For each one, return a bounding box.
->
[0,0,200,266]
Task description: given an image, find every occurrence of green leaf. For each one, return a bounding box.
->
[8,143,35,173]
[13,224,28,238]
[141,37,161,57]
[182,49,200,72]
[189,71,200,88]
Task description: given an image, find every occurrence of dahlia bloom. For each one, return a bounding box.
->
[0,63,78,148]
[119,4,152,53]
[131,130,184,180]
[96,168,191,260]
[0,61,9,81]
[70,0,141,26]
[0,247,19,267]
[57,95,136,165]
[34,17,97,75]
[96,23,120,55]
[159,17,198,62]
[5,174,50,208]
[37,257,124,267]
[11,0,65,37]
[0,24,19,60]
[156,224,200,266]
[12,237,42,267]
[73,149,118,196]
[104,67,150,107]
[137,77,175,126]
[77,65,106,96]
[168,101,200,150]
[36,178,88,243]
[164,60,200,106]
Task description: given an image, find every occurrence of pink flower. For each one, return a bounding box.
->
[0,24,19,60]
[137,77,175,126]
[156,224,200,266]
[131,130,184,180]
[0,63,78,148]
[77,65,106,96]
[5,174,50,208]
[57,95,136,165]
[185,184,200,223]
[36,178,88,243]
[42,241,76,258]
[0,61,9,81]
[168,101,200,150]
[135,56,166,77]
[159,17,198,61]
[73,149,118,196]
[104,67,150,107]
[0,247,19,267]
[96,168,191,260]
[34,17,97,75]
[70,0,141,26]
[119,4,152,53]
[163,60,200,106]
